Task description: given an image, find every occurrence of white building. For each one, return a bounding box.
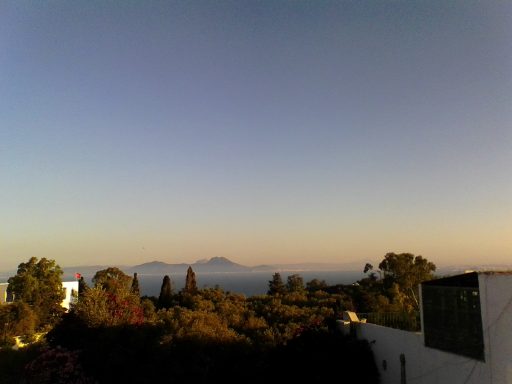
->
[343,271,512,384]
[61,281,79,310]
[0,281,78,310]
[0,282,9,304]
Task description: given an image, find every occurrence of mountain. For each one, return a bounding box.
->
[205,256,233,265]
[126,258,366,275]
[55,258,370,279]
[16,258,362,282]
[127,257,250,275]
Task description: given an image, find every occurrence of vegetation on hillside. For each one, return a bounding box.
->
[0,252,436,383]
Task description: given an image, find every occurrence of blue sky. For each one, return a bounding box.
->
[1,1,511,270]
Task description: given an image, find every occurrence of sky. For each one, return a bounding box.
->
[1,1,511,271]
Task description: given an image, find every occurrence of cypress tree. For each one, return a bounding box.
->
[183,266,198,294]
[78,276,89,294]
[268,272,286,296]
[131,272,140,297]
[158,275,173,309]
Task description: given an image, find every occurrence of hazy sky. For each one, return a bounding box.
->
[1,1,511,271]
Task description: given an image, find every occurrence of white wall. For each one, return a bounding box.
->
[355,273,512,384]
[61,281,79,311]
[357,322,490,384]
[0,283,8,304]
[0,281,79,309]
[478,273,512,384]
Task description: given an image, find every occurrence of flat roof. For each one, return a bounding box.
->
[422,272,479,288]
[423,270,512,288]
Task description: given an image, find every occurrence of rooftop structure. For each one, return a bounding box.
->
[342,271,512,384]
[0,281,79,310]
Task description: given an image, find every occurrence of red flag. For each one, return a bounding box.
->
[75,273,82,279]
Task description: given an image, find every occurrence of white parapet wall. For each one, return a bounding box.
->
[478,273,512,384]
[354,272,512,384]
[356,322,490,384]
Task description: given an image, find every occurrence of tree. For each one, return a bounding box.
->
[73,268,142,326]
[183,266,198,294]
[268,273,286,296]
[72,286,143,327]
[378,252,436,308]
[362,263,379,281]
[7,257,65,328]
[131,273,140,297]
[286,274,305,293]
[306,279,328,292]
[78,276,89,294]
[158,275,174,309]
[0,302,37,346]
[92,267,132,294]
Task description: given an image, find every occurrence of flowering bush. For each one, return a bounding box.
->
[23,346,96,384]
[72,287,144,327]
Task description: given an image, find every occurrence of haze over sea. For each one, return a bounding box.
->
[48,269,364,297]
[134,270,365,297]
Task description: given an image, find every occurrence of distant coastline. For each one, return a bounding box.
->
[2,257,511,296]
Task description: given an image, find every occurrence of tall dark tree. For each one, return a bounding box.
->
[268,272,286,296]
[7,257,65,328]
[183,267,198,294]
[306,278,328,292]
[131,273,140,297]
[158,275,174,309]
[78,276,89,294]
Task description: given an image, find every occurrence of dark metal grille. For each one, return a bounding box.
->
[422,283,484,361]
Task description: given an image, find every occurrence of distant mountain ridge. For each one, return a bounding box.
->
[127,257,251,275]
[7,257,510,282]
[57,257,364,278]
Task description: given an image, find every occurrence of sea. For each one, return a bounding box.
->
[0,270,365,297]
[127,270,364,297]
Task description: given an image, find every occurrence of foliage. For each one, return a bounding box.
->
[159,306,245,344]
[0,345,42,384]
[379,252,436,308]
[72,267,144,327]
[23,346,95,384]
[0,302,38,346]
[343,252,438,312]
[72,285,143,327]
[45,317,378,384]
[7,257,65,328]
[306,278,328,292]
[141,297,158,323]
[92,267,132,294]
[286,274,305,293]
[269,327,379,382]
[12,262,428,383]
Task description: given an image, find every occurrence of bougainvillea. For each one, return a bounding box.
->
[23,346,96,384]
